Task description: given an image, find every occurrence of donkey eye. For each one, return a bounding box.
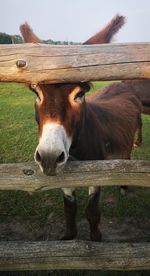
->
[35,94,41,103]
[35,92,41,103]
[74,91,85,103]
[36,96,41,103]
[30,84,43,104]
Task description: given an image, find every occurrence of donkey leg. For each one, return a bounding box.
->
[134,114,143,147]
[85,186,101,241]
[62,188,77,240]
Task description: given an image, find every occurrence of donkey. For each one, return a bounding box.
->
[20,15,142,241]
[95,82,143,147]
[85,31,150,147]
[122,80,150,147]
[123,80,150,115]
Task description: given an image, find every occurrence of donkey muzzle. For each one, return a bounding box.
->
[34,123,71,175]
[35,149,66,176]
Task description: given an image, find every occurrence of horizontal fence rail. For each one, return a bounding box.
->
[0,43,150,83]
[0,160,150,192]
[0,241,149,271]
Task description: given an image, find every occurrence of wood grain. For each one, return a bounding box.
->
[0,241,149,271]
[0,43,150,83]
[0,160,150,192]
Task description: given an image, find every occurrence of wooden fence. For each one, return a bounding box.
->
[0,160,150,271]
[0,160,150,193]
[0,42,150,83]
[0,43,150,271]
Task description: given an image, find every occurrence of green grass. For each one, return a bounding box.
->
[0,83,37,163]
[0,82,150,275]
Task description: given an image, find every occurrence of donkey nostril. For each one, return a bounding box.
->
[56,151,65,164]
[35,150,41,163]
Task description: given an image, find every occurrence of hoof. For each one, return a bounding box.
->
[133,143,139,149]
[133,140,142,149]
[61,231,77,240]
[90,230,102,242]
[61,235,75,240]
[120,185,128,196]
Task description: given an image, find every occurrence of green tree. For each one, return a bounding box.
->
[0,32,12,44]
[11,35,23,44]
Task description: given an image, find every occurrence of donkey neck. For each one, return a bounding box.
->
[69,102,107,161]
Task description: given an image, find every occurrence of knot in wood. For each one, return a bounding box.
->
[16,60,27,68]
[22,169,34,176]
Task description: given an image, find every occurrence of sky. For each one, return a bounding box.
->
[0,0,150,43]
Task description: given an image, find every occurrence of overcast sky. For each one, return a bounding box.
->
[1,0,150,43]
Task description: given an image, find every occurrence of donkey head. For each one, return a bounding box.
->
[20,15,125,175]
[30,82,90,175]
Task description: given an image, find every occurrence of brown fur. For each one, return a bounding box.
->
[33,83,90,139]
[123,80,150,115]
[20,14,125,44]
[90,82,143,147]
[63,193,77,240]
[20,22,41,43]
[34,82,142,161]
[83,15,125,44]
[70,83,142,161]
[85,187,101,241]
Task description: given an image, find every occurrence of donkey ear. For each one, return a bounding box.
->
[20,22,41,43]
[83,14,125,45]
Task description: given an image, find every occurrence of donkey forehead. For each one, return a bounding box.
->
[40,83,81,98]
[34,83,90,121]
[37,84,82,117]
[35,82,91,99]
[34,83,85,122]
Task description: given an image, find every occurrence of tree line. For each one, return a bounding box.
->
[0,32,80,45]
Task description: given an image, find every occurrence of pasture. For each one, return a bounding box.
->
[0,82,150,276]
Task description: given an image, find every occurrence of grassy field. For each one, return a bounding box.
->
[0,82,150,276]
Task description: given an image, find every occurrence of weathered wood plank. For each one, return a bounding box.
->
[0,43,150,83]
[0,241,149,271]
[0,160,150,192]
